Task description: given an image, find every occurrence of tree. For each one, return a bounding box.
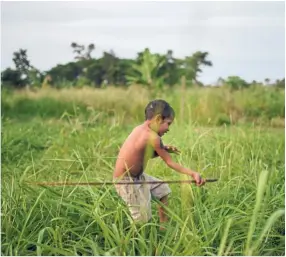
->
[157,50,181,87]
[274,78,285,89]
[84,61,104,87]
[125,48,166,91]
[71,42,95,60]
[183,51,212,86]
[47,62,82,85]
[1,68,24,88]
[11,49,42,87]
[264,78,270,85]
[13,49,31,73]
[86,44,95,60]
[114,58,135,85]
[100,50,118,85]
[224,76,250,91]
[12,49,32,86]
[216,77,225,87]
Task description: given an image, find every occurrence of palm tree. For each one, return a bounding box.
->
[71,42,95,60]
[183,51,212,86]
[85,44,95,59]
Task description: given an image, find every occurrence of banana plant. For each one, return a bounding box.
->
[125,48,167,91]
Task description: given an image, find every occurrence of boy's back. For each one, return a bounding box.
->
[113,123,158,178]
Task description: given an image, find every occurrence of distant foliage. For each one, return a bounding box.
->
[1,46,284,93]
[2,86,284,127]
[125,48,166,90]
[224,76,250,90]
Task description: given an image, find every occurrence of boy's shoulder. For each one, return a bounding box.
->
[129,123,159,141]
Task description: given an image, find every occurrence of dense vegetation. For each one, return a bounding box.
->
[1,44,285,90]
[2,85,284,128]
[1,86,285,255]
[1,43,284,256]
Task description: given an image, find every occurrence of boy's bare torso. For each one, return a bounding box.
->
[113,123,160,178]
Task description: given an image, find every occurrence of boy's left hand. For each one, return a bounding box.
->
[165,145,181,154]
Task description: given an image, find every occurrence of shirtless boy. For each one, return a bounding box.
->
[113,99,205,225]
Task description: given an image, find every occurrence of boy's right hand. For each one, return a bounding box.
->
[191,171,205,186]
[165,145,181,154]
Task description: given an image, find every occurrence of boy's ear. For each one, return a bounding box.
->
[154,114,163,123]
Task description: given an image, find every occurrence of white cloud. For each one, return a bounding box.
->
[1,1,285,83]
[204,16,284,27]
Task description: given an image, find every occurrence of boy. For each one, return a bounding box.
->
[113,99,205,226]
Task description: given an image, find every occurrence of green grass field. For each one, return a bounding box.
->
[1,87,285,255]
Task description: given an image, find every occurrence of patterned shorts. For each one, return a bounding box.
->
[114,173,171,222]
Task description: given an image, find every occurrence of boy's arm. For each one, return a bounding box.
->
[152,138,165,158]
[153,139,180,158]
[151,135,205,186]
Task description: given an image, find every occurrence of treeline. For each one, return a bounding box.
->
[1,43,285,90]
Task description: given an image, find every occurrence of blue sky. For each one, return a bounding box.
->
[1,1,285,84]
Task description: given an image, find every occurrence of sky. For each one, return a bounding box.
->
[1,0,285,84]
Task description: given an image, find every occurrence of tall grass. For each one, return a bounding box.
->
[2,85,284,127]
[2,98,285,257]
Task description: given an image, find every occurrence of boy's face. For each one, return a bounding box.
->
[156,116,174,137]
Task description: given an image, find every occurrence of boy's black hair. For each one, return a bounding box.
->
[145,99,175,120]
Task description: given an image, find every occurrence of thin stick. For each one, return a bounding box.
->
[28,179,218,187]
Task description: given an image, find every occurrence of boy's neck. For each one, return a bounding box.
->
[144,120,159,135]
